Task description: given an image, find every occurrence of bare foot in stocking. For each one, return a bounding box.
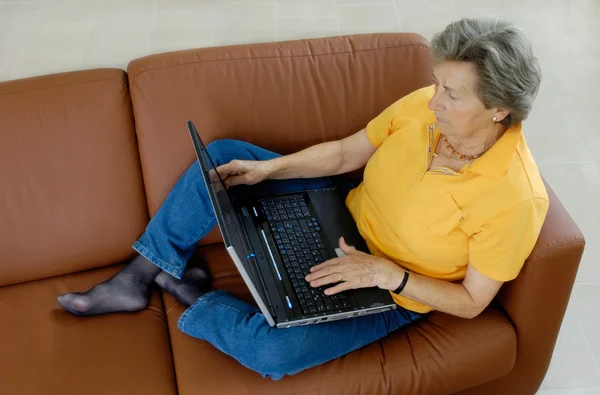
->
[57,255,161,316]
[155,267,212,307]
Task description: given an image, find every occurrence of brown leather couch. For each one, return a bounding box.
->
[0,33,585,395]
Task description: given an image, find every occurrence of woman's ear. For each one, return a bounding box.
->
[493,108,510,123]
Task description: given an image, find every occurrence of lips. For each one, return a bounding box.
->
[436,116,445,123]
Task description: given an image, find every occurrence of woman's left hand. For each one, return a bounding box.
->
[305,237,405,295]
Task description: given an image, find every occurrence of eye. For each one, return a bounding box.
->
[448,93,457,100]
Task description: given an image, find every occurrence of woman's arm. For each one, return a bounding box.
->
[216,129,375,187]
[305,237,503,319]
[397,264,503,319]
[268,128,376,179]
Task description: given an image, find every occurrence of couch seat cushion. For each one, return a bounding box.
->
[0,265,177,395]
[163,244,517,395]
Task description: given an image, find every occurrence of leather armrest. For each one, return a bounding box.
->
[460,179,585,395]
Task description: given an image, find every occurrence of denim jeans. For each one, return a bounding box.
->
[133,139,425,380]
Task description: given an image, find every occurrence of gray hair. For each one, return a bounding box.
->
[430,18,541,127]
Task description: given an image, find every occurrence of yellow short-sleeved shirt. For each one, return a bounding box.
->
[345,86,549,314]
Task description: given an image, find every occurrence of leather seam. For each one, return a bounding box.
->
[392,325,514,366]
[0,77,128,98]
[130,42,431,89]
[528,239,585,264]
[281,324,514,395]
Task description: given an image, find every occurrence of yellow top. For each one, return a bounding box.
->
[345,86,549,313]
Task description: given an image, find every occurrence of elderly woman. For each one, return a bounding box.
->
[57,18,548,380]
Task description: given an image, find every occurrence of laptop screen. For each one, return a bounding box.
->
[198,142,253,259]
[190,124,268,279]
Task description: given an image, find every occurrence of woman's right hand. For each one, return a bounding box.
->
[216,159,276,188]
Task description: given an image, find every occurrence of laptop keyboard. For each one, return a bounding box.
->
[259,195,352,315]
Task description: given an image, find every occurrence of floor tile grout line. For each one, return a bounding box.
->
[75,3,96,70]
[212,0,224,47]
[210,1,216,46]
[544,75,597,164]
[148,0,159,57]
[571,294,600,378]
[9,0,40,75]
[335,2,393,6]
[538,161,598,165]
[540,385,600,391]
[276,16,337,20]
[390,0,402,31]
[274,0,278,40]
[14,0,44,74]
[333,0,341,36]
[215,0,272,3]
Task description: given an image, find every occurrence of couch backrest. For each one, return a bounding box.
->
[0,70,148,287]
[127,33,433,217]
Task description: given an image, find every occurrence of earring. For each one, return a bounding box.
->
[492,116,498,122]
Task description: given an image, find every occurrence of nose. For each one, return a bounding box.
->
[428,88,444,112]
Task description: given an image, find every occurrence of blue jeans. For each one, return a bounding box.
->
[133,139,425,380]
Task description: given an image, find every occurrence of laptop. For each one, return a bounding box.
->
[187,121,396,328]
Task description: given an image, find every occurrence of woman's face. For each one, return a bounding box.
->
[428,61,504,139]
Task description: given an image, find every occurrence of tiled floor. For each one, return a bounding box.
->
[1,0,599,393]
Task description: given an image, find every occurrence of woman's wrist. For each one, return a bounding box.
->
[392,269,409,295]
[265,157,285,179]
[378,262,409,291]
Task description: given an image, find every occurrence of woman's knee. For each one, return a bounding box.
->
[205,139,242,166]
[205,138,239,152]
[206,139,281,166]
[238,335,298,379]
[248,348,294,379]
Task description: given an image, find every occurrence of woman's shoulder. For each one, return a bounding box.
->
[384,85,436,131]
[509,132,549,203]
[390,85,435,114]
[367,85,436,146]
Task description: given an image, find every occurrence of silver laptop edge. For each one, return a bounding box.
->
[280,305,393,328]
[225,246,277,327]
[188,125,277,327]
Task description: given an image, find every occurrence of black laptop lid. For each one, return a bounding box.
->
[186,122,267,293]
